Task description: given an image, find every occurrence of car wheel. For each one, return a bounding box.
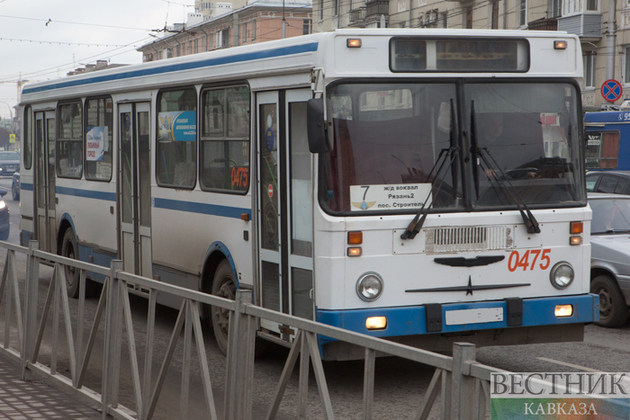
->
[11,182,18,201]
[61,229,81,298]
[591,274,629,328]
[211,259,236,355]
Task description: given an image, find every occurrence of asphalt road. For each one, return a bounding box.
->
[0,176,628,419]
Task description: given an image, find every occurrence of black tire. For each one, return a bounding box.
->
[211,260,236,355]
[11,183,18,201]
[61,229,80,298]
[591,274,629,328]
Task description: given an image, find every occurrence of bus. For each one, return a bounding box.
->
[19,29,597,361]
[584,110,630,170]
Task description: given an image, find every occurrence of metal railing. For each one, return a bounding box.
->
[0,240,506,419]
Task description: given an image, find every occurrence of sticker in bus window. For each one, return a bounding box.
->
[86,126,106,161]
[158,111,197,142]
[349,183,432,211]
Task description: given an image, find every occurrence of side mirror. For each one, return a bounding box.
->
[307,98,334,153]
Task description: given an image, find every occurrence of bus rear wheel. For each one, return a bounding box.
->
[61,229,80,299]
[211,260,236,355]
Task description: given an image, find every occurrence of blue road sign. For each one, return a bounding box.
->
[602,79,623,102]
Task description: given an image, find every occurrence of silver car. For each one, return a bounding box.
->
[0,151,20,176]
[590,193,630,327]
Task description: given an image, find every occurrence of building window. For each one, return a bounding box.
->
[519,0,527,26]
[586,0,598,11]
[242,23,247,44]
[319,0,324,20]
[303,19,312,34]
[549,0,561,17]
[332,0,339,16]
[207,34,212,50]
[441,11,448,28]
[624,46,630,84]
[465,6,473,28]
[217,28,230,48]
[156,88,197,189]
[584,52,596,88]
[176,44,180,57]
[491,1,499,29]
[518,0,527,26]
[194,39,198,53]
[252,20,256,40]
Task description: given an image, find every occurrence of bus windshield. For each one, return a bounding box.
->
[320,81,585,214]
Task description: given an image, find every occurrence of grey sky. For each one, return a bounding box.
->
[0,0,194,120]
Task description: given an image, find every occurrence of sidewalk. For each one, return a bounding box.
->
[0,354,101,419]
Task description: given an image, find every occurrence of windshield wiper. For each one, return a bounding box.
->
[470,102,541,234]
[400,147,458,240]
[401,100,459,240]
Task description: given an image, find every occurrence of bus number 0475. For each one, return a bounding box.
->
[507,249,551,272]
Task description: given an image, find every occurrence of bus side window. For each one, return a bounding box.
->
[57,101,83,179]
[200,85,250,193]
[156,87,197,189]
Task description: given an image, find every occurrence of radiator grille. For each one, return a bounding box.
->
[425,226,512,253]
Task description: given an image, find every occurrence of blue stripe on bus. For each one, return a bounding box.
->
[56,186,116,201]
[23,42,320,95]
[22,184,250,219]
[153,197,251,220]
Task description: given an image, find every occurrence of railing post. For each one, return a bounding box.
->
[22,240,39,380]
[224,289,255,420]
[451,342,476,420]
[102,260,123,420]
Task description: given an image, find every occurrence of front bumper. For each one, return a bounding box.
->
[316,294,599,338]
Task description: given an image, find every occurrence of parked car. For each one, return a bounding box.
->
[586,170,630,195]
[11,172,19,201]
[589,192,630,327]
[0,151,20,176]
[0,190,9,241]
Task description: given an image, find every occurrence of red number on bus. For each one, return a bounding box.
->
[507,249,552,272]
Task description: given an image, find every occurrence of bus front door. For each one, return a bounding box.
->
[35,111,56,253]
[257,89,314,340]
[118,103,153,278]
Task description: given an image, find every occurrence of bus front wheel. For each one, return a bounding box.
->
[211,259,236,355]
[591,274,629,328]
[61,229,80,299]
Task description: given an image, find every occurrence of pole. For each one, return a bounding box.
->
[606,0,617,81]
[282,0,286,38]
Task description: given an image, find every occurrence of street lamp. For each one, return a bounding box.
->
[0,101,13,126]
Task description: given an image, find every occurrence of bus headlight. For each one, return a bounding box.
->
[356,272,383,302]
[550,262,574,289]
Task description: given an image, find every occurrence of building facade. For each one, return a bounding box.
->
[313,0,630,111]
[138,0,313,62]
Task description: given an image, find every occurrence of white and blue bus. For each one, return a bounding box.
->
[19,29,597,360]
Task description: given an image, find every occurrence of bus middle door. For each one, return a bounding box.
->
[118,103,153,278]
